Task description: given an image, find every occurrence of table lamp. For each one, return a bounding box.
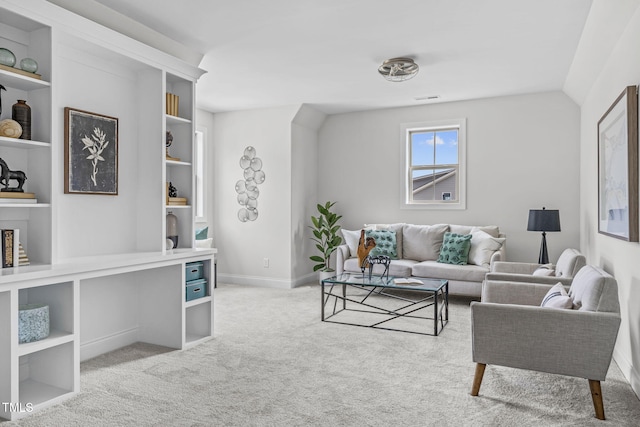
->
[527,207,561,264]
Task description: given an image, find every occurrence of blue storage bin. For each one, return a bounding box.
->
[185,262,204,282]
[186,279,207,301]
[19,304,50,343]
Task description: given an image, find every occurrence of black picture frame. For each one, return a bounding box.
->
[64,107,118,195]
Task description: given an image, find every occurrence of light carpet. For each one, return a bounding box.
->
[4,283,640,426]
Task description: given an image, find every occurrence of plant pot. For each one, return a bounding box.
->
[318,270,335,284]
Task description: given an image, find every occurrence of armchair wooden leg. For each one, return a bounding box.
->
[471,363,486,396]
[589,380,605,420]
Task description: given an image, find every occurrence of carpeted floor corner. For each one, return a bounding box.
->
[4,283,640,426]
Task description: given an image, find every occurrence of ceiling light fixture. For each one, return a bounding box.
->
[378,57,419,82]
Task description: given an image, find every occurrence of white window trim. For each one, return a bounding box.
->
[400,118,466,210]
[195,126,208,223]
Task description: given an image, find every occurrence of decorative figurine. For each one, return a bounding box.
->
[0,157,27,192]
[168,181,177,198]
[166,130,180,161]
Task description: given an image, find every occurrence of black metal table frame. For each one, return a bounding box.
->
[321,277,448,336]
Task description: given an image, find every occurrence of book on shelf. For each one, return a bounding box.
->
[393,277,424,285]
[165,92,179,116]
[168,197,188,206]
[0,192,36,199]
[1,229,19,268]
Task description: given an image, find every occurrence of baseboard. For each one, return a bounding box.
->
[613,347,640,399]
[80,327,139,362]
[217,273,318,289]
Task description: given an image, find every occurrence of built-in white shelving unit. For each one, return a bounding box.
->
[0,1,213,421]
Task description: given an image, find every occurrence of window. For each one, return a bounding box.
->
[194,127,207,222]
[401,119,466,209]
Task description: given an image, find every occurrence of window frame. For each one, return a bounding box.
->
[194,126,208,223]
[400,119,466,210]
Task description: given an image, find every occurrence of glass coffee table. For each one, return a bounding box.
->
[321,273,448,336]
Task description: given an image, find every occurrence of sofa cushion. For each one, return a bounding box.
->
[412,260,488,282]
[540,282,573,309]
[402,224,448,261]
[437,232,472,265]
[365,229,397,259]
[568,265,620,313]
[532,264,555,276]
[344,258,417,277]
[365,223,404,259]
[468,229,505,267]
[450,224,500,238]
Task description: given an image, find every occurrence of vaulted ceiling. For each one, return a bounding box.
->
[49,0,594,114]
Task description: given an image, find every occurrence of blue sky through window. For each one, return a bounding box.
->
[411,129,458,178]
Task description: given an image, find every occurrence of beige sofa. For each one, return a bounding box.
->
[335,223,506,297]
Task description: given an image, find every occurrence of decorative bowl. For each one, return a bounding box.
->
[0,48,16,67]
[0,119,23,138]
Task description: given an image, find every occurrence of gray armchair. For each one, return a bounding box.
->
[470,265,621,420]
[485,248,586,286]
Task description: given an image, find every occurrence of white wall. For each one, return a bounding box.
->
[196,109,215,233]
[54,43,141,260]
[291,106,326,283]
[576,4,640,397]
[212,105,299,287]
[318,91,581,263]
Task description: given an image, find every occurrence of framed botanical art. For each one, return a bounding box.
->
[64,107,118,195]
[597,85,638,241]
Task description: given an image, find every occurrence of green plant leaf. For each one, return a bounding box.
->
[310,255,325,263]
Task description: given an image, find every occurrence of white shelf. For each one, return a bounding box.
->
[0,203,50,208]
[18,330,74,356]
[0,69,50,91]
[185,295,212,309]
[165,114,191,124]
[0,137,50,149]
[184,334,212,347]
[19,379,73,407]
[165,205,191,209]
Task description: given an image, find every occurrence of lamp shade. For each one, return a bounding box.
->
[527,208,561,232]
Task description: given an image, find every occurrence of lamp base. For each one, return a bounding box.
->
[538,232,549,264]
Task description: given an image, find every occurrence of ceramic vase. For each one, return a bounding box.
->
[12,100,31,140]
[166,211,179,249]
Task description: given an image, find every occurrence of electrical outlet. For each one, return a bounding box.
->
[263,258,269,268]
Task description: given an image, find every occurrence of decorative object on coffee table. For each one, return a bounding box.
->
[597,85,638,242]
[362,254,390,280]
[527,207,561,264]
[0,157,27,192]
[0,118,22,138]
[357,229,376,272]
[12,100,31,140]
[64,107,118,195]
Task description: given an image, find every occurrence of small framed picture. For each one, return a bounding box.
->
[64,107,118,195]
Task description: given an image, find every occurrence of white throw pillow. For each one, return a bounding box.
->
[340,229,361,257]
[468,229,505,267]
[540,283,573,309]
[532,265,555,276]
[402,224,449,261]
[451,224,500,238]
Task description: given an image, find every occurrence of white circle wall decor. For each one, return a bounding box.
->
[236,146,265,222]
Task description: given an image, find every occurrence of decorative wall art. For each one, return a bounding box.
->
[64,108,118,195]
[235,146,266,222]
[597,85,638,242]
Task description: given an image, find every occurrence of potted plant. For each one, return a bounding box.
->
[309,201,343,277]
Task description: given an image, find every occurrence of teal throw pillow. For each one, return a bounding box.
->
[195,226,208,240]
[365,229,397,259]
[437,232,472,265]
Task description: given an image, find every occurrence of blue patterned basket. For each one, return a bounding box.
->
[18,304,50,343]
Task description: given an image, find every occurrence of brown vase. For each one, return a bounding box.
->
[12,100,31,140]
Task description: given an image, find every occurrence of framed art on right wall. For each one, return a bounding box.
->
[598,85,639,242]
